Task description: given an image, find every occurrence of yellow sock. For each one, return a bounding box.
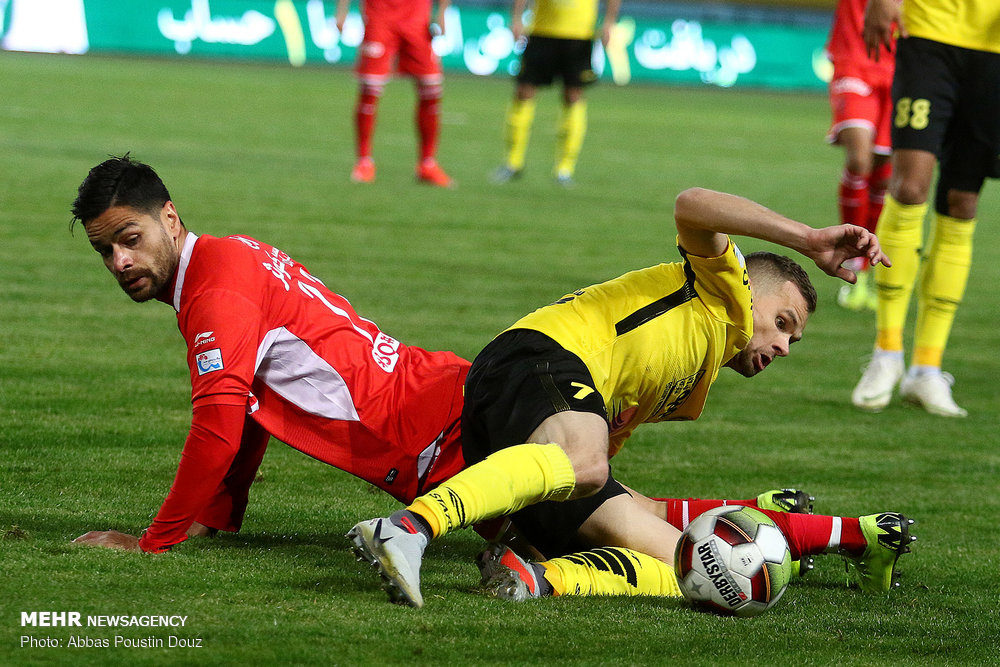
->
[504,98,536,171]
[540,547,682,597]
[874,194,926,351]
[555,100,587,177]
[913,214,975,367]
[407,443,575,538]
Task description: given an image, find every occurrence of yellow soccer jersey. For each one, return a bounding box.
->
[529,0,600,40]
[903,0,1000,54]
[508,239,753,456]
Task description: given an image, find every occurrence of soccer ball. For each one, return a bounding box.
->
[674,506,792,617]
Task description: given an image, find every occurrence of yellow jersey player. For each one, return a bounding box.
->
[852,0,1000,416]
[349,187,895,607]
[491,0,621,186]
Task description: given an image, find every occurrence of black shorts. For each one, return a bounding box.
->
[517,35,597,88]
[461,329,626,557]
[892,37,1000,192]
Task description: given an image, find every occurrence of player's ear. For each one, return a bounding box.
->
[161,201,183,234]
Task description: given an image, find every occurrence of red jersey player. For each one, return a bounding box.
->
[825,0,895,311]
[69,156,467,553]
[336,0,453,187]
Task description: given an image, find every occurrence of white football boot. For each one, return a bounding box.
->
[851,352,904,412]
[899,369,967,417]
[347,517,428,608]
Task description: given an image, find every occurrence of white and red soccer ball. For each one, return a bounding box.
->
[674,506,792,617]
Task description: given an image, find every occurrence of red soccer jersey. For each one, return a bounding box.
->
[138,233,468,552]
[826,0,894,83]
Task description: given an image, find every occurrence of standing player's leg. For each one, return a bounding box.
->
[853,37,952,412]
[901,178,979,417]
[872,149,935,347]
[351,81,382,183]
[827,73,892,311]
[554,85,586,186]
[413,75,453,187]
[852,149,931,410]
[494,83,537,182]
[398,29,452,187]
[553,38,595,186]
[494,37,553,182]
[350,21,397,184]
[833,126,879,310]
[900,48,999,417]
[836,127,876,233]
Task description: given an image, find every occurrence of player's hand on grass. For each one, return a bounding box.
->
[72,530,141,551]
[804,224,891,284]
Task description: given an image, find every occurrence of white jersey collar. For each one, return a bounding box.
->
[172,232,199,313]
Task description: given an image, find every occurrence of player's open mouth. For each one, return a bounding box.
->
[121,275,145,291]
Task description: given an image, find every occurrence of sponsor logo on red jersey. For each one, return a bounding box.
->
[196,348,223,375]
[373,332,400,373]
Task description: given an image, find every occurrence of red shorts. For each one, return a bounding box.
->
[356,18,442,86]
[826,62,893,155]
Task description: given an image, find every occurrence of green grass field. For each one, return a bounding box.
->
[2,51,999,665]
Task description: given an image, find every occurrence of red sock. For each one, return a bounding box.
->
[866,161,892,233]
[755,510,865,560]
[416,83,441,162]
[659,498,756,531]
[838,168,869,229]
[655,497,867,560]
[355,89,380,160]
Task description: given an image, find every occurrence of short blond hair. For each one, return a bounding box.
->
[745,251,817,313]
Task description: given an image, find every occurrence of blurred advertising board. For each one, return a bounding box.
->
[0,0,833,90]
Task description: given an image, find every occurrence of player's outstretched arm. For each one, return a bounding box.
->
[673,187,890,283]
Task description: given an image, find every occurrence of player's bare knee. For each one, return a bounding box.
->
[845,153,873,177]
[892,173,934,205]
[568,457,609,498]
[944,190,978,220]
